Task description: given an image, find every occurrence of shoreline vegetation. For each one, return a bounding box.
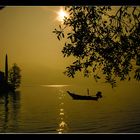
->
[0,83,16,93]
[0,54,21,93]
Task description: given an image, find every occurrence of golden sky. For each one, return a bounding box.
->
[0,6,96,86]
[0,7,66,84]
[0,6,139,89]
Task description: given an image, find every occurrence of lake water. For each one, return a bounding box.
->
[0,82,140,133]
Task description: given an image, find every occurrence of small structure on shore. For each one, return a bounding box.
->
[0,54,18,92]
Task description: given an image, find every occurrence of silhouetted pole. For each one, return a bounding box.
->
[5,54,8,83]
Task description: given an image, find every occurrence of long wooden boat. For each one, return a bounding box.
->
[67,91,102,101]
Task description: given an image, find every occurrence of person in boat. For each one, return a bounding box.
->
[96,91,102,98]
[87,88,90,96]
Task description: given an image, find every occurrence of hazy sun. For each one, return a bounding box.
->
[57,8,68,22]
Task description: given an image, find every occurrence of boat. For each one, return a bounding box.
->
[67,91,102,100]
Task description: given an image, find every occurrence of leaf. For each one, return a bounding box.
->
[52,30,56,33]
[62,32,64,38]
[57,36,60,40]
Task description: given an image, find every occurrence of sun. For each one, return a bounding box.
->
[57,8,68,22]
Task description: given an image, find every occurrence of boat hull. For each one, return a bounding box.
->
[67,91,99,100]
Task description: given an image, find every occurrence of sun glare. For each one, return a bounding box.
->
[57,8,68,22]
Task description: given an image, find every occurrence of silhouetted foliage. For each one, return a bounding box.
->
[8,63,21,89]
[53,6,140,87]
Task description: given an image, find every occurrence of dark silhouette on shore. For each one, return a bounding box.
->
[5,54,8,83]
[0,54,21,92]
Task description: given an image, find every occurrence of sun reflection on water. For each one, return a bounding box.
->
[56,89,69,134]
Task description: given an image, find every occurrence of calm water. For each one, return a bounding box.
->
[0,82,140,133]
